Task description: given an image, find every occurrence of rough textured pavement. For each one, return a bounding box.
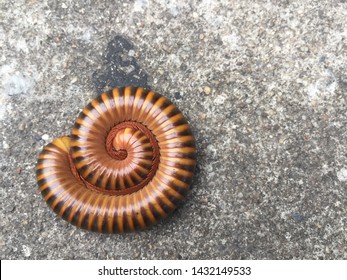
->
[1,0,346,259]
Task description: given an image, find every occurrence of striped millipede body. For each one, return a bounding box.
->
[36,86,197,233]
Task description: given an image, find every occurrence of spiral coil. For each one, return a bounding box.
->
[36,87,196,233]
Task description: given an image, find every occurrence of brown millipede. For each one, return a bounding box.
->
[36,86,197,233]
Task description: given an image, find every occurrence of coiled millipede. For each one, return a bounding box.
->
[36,86,197,233]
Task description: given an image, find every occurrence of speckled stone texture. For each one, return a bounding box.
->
[1,0,346,259]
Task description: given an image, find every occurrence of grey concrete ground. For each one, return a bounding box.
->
[0,0,346,259]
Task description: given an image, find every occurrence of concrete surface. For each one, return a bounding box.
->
[1,0,347,259]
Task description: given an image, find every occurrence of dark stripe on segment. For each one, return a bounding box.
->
[88,195,104,232]
[160,160,196,173]
[40,181,61,198]
[129,169,145,185]
[79,194,99,230]
[155,171,189,196]
[90,165,108,187]
[37,147,64,158]
[152,175,186,201]
[102,198,114,233]
[72,112,105,137]
[153,118,189,135]
[144,185,167,220]
[139,200,156,228]
[160,140,196,150]
[100,93,118,126]
[156,129,195,142]
[152,188,176,215]
[95,166,113,189]
[124,174,135,188]
[60,188,86,222]
[36,169,67,182]
[143,96,171,123]
[103,169,118,191]
[147,106,181,129]
[129,195,145,230]
[94,94,109,116]
[123,87,137,120]
[136,196,147,230]
[160,163,195,181]
[67,191,92,227]
[160,151,197,160]
[135,91,157,121]
[124,195,135,231]
[136,188,156,228]
[98,197,112,233]
[73,118,100,134]
[83,102,101,119]
[39,176,66,195]
[45,183,78,215]
[161,167,194,185]
[111,89,124,123]
[116,198,129,233]
[115,87,126,122]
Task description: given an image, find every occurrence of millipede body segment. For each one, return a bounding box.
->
[36,87,196,233]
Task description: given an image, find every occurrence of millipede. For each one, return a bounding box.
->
[36,86,197,233]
